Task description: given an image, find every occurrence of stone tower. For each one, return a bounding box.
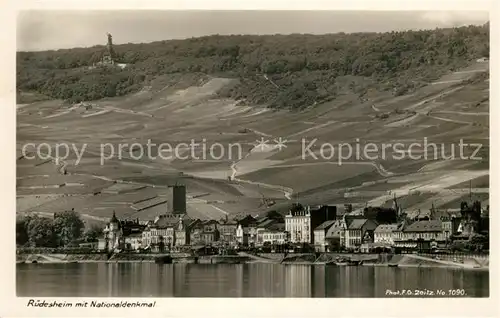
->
[167,185,187,215]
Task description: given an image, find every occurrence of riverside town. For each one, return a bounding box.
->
[16,12,490,298]
[17,184,489,267]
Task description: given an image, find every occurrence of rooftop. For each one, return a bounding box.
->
[374,224,399,233]
[325,226,343,238]
[314,220,336,231]
[347,219,368,230]
[266,223,285,232]
[151,213,182,228]
[258,218,277,229]
[125,233,142,238]
[403,220,442,232]
[344,215,366,227]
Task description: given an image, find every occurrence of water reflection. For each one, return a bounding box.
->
[16,263,489,297]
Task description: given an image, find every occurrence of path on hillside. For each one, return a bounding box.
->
[262,74,280,89]
[271,160,393,178]
[95,105,154,118]
[287,120,337,138]
[230,143,295,200]
[385,113,420,127]
[405,86,464,111]
[433,111,488,116]
[427,115,475,125]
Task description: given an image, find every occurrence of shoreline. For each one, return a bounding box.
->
[16,259,489,271]
[16,251,489,271]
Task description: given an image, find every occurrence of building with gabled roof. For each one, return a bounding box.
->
[100,211,146,252]
[142,213,184,251]
[218,218,238,246]
[403,220,442,233]
[313,220,337,252]
[345,218,378,249]
[256,222,287,246]
[391,220,446,251]
[190,219,220,245]
[175,216,200,247]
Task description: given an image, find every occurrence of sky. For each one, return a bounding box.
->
[17,10,489,51]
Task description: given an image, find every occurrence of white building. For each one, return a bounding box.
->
[102,212,123,252]
[124,234,142,251]
[236,224,249,245]
[256,223,288,246]
[401,220,445,241]
[141,214,180,250]
[285,205,312,243]
[373,224,399,246]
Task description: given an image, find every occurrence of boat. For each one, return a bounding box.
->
[335,262,349,266]
[154,255,173,264]
[323,261,337,266]
[347,260,362,266]
[333,257,350,266]
[388,263,399,267]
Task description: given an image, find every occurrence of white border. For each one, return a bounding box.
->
[1,1,498,317]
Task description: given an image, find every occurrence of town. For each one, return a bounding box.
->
[89,184,489,257]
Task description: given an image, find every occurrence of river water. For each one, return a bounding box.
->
[17,263,489,297]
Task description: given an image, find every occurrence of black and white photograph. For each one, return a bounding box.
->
[13,8,491,300]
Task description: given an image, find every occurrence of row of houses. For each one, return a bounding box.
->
[312,217,451,252]
[312,201,488,252]
[99,210,291,252]
[100,212,225,252]
[99,200,488,253]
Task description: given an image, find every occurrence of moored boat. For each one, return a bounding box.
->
[154,255,173,264]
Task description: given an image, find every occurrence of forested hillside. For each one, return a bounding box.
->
[17,24,489,109]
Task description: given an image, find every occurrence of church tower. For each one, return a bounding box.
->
[106,211,121,251]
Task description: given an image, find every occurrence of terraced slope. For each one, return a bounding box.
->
[16,60,489,223]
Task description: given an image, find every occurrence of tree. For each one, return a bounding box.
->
[83,225,104,243]
[467,234,489,252]
[265,210,283,221]
[16,217,29,246]
[53,210,85,247]
[25,216,56,247]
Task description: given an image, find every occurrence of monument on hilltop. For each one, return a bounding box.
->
[91,33,127,69]
[101,33,116,65]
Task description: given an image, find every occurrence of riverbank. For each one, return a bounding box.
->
[16,252,489,270]
[16,253,251,265]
